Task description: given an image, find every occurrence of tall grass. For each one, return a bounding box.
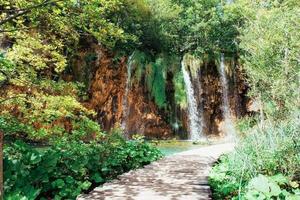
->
[231,118,299,181]
[209,117,300,199]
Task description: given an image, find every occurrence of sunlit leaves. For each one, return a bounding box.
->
[245,174,300,199]
[240,2,300,118]
[6,32,66,84]
[0,78,101,142]
[4,135,162,199]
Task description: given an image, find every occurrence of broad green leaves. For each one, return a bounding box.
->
[246,174,281,199]
[245,174,300,200]
[4,134,162,199]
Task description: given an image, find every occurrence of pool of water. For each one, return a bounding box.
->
[152,140,210,156]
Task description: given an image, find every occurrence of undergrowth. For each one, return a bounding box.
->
[4,131,162,200]
[209,118,300,200]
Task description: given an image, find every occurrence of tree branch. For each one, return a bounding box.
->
[0,0,64,26]
[0,26,36,33]
[0,130,3,200]
[0,95,27,105]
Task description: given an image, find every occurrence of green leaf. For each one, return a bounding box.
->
[271,174,289,185]
[30,153,41,164]
[248,174,270,194]
[80,181,92,190]
[91,173,104,183]
[52,179,65,189]
[247,174,282,198]
[268,180,281,197]
[286,194,300,200]
[25,186,41,200]
[245,191,266,200]
[65,176,75,184]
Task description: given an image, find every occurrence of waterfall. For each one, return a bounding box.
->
[121,53,135,133]
[182,59,204,140]
[220,54,236,139]
[194,61,205,133]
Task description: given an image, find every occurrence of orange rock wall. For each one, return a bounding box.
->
[70,39,249,138]
[72,43,172,139]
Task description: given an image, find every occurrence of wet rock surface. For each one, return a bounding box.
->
[77,143,234,200]
[193,59,248,136]
[72,43,172,139]
[70,41,249,139]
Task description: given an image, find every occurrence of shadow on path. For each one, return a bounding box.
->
[77,143,234,200]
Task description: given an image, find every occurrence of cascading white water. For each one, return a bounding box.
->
[220,54,236,139]
[220,54,231,119]
[193,60,205,132]
[121,53,135,133]
[182,60,204,140]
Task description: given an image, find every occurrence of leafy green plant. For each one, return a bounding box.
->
[4,133,162,199]
[209,155,240,199]
[209,118,300,199]
[209,2,300,199]
[0,93,102,142]
[245,174,300,200]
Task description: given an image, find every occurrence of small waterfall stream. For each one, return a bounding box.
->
[121,53,135,134]
[182,59,204,140]
[220,54,236,139]
[194,62,205,133]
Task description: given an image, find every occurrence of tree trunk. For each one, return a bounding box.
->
[0,131,3,200]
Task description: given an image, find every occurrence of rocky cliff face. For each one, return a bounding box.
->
[71,41,172,139]
[70,39,249,139]
[190,58,249,136]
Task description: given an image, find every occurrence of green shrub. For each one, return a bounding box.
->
[209,155,240,199]
[230,119,299,181]
[4,133,162,200]
[0,93,102,142]
[209,118,300,199]
[245,174,300,200]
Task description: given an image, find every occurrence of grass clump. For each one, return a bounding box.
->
[209,118,300,199]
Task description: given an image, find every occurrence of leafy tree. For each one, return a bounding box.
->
[239,0,300,119]
[162,0,247,57]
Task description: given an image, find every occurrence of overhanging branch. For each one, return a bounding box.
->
[0,0,64,26]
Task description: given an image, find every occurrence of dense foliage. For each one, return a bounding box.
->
[240,0,300,120]
[210,118,300,199]
[0,0,155,51]
[4,132,162,199]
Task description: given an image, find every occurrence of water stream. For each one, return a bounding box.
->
[182,59,204,140]
[121,52,135,134]
[220,54,236,139]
